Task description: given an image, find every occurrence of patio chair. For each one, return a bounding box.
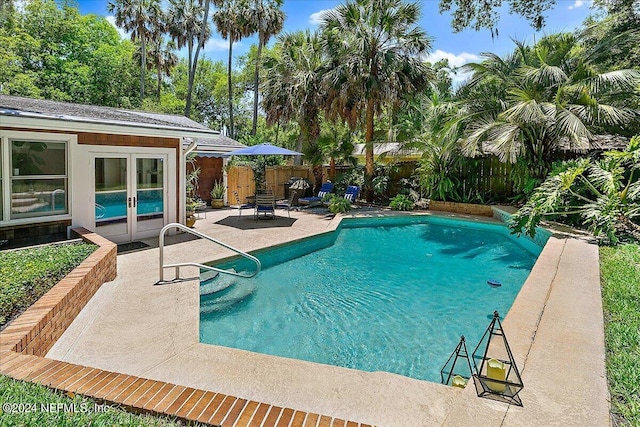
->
[344,185,360,204]
[276,190,297,218]
[233,191,254,217]
[255,194,276,220]
[299,182,334,207]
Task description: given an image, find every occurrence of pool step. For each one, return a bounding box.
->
[200,278,256,314]
[199,269,236,296]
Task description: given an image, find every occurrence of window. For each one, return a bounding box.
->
[9,140,68,219]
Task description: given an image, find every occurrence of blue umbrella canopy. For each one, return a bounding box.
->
[226,143,302,156]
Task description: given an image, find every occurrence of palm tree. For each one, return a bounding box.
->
[147,39,178,100]
[262,30,324,166]
[107,0,163,102]
[248,0,285,135]
[167,0,211,117]
[213,0,253,138]
[458,34,640,179]
[320,0,432,202]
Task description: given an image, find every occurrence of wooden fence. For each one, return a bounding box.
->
[226,156,518,204]
[455,157,515,201]
[226,166,255,203]
[227,166,314,202]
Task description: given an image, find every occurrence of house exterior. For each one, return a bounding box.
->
[0,95,243,247]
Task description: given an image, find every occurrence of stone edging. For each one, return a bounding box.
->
[429,200,494,217]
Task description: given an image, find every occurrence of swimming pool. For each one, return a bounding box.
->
[199,215,545,382]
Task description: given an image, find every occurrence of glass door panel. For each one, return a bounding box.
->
[134,157,165,235]
[95,157,129,238]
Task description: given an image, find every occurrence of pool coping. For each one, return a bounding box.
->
[11,208,609,426]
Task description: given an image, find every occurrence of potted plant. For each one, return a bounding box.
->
[185,201,197,228]
[210,180,225,208]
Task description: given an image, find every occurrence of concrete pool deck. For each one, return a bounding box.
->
[46,208,609,426]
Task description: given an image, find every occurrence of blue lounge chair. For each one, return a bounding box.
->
[299,182,334,206]
[344,185,360,203]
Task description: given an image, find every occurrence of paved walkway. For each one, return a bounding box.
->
[47,208,609,426]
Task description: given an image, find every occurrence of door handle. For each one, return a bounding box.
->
[128,197,132,208]
[133,197,137,208]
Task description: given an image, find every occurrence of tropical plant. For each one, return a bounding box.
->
[457,34,640,181]
[327,195,352,214]
[320,0,432,202]
[185,154,200,211]
[210,180,225,199]
[509,136,640,245]
[213,0,253,138]
[107,0,163,101]
[248,0,284,135]
[389,194,414,211]
[167,0,211,117]
[262,30,324,165]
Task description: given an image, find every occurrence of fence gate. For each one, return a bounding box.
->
[227,166,255,203]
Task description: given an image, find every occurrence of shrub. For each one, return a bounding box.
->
[328,195,352,214]
[509,136,640,245]
[0,242,96,327]
[389,194,414,211]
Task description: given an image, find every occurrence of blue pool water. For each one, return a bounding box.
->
[199,216,544,382]
[95,189,163,221]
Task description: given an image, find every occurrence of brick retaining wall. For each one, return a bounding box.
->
[0,228,116,356]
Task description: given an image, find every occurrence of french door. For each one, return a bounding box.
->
[93,154,167,243]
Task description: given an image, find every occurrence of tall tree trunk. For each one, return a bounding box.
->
[140,29,146,102]
[329,157,336,182]
[251,35,263,135]
[185,42,194,117]
[364,97,375,203]
[186,0,212,119]
[294,131,303,167]
[227,36,234,138]
[157,66,161,101]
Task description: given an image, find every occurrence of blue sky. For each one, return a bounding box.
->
[77,0,594,82]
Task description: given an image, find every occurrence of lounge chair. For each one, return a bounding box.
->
[255,194,275,220]
[344,185,360,203]
[233,191,254,217]
[299,182,334,207]
[276,190,297,218]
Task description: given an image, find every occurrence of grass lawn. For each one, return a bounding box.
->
[0,375,199,426]
[0,242,202,426]
[600,244,640,426]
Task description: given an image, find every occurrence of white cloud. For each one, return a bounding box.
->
[309,9,333,25]
[204,37,242,52]
[426,49,480,68]
[426,50,481,85]
[106,16,130,40]
[568,0,585,9]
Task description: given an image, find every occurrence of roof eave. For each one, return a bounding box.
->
[0,112,219,140]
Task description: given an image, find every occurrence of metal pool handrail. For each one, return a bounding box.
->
[158,223,261,282]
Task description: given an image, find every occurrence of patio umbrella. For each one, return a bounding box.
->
[225,143,302,156]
